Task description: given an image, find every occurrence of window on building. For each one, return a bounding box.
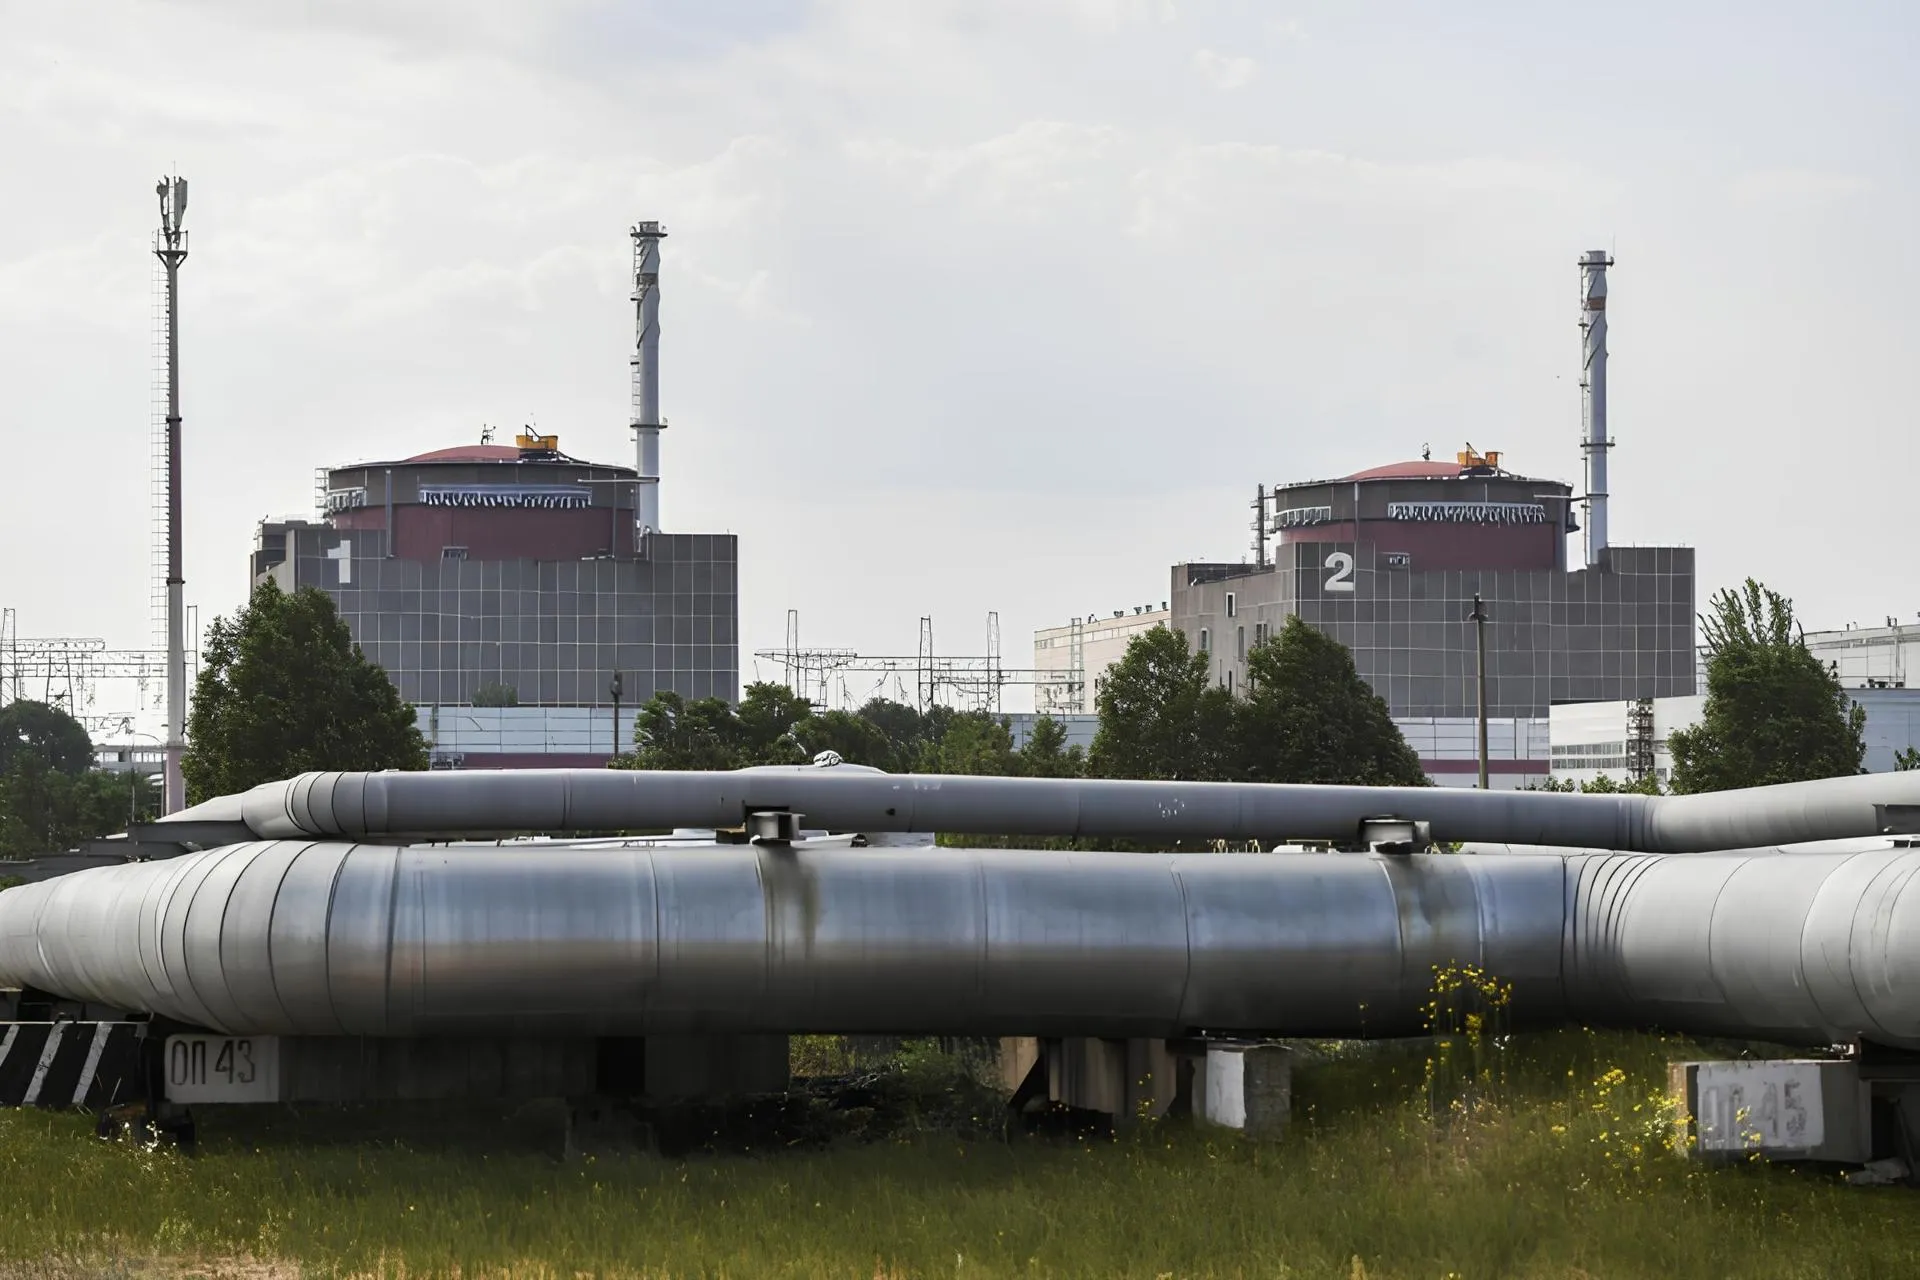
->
[1227,669,1235,696]
[1199,628,1210,653]
[1226,592,1237,618]
[1237,626,1245,659]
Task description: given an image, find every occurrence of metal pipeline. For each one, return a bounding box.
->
[4,840,1919,1049]
[157,766,1920,853]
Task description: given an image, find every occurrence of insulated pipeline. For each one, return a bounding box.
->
[4,841,1919,1049]
[162,767,1920,853]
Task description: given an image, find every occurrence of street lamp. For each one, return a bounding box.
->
[609,671,624,760]
[119,718,163,826]
[1467,594,1489,790]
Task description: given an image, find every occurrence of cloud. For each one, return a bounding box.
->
[1192,48,1257,91]
[1730,168,1874,205]
[2,0,1916,713]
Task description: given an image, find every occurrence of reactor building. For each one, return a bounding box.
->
[1169,252,1696,786]
[250,221,739,757]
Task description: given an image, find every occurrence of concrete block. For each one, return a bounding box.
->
[999,1037,1041,1095]
[1048,1037,1127,1116]
[1198,1042,1292,1139]
[1669,1059,1871,1162]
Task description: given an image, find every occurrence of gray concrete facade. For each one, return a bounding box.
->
[1174,543,1695,719]
[257,520,738,708]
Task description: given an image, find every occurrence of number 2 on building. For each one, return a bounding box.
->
[1324,551,1356,593]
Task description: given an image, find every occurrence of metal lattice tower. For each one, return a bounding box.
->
[916,617,936,713]
[154,176,190,814]
[985,612,1003,716]
[0,633,172,724]
[1626,697,1656,784]
[148,256,171,647]
[0,609,17,705]
[759,613,1076,715]
[1065,616,1086,714]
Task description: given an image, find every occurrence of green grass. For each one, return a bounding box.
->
[2,1030,1917,1278]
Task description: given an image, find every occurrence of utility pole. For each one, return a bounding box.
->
[154,177,190,816]
[609,671,623,760]
[1469,593,1489,790]
[123,718,137,827]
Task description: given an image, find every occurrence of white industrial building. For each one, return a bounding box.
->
[1803,621,1920,689]
[1033,605,1170,715]
[1549,687,1920,788]
[1397,717,1549,790]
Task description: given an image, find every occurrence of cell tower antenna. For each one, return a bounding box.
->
[629,220,668,542]
[154,175,190,815]
[1578,249,1613,569]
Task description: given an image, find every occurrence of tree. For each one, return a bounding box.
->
[0,700,95,778]
[856,699,957,773]
[1576,772,1664,796]
[732,683,814,765]
[1531,773,1663,795]
[796,708,892,767]
[1087,626,1235,781]
[1897,746,1920,772]
[616,692,745,771]
[1668,580,1865,793]
[1017,716,1086,779]
[183,579,428,803]
[0,700,159,856]
[472,681,519,708]
[1237,617,1427,787]
[927,712,1019,777]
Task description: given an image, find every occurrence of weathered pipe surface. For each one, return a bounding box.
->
[160,767,1920,853]
[3,842,1918,1049]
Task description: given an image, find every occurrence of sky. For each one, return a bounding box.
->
[2,0,1915,720]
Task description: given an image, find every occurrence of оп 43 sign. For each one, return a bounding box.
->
[163,1034,281,1103]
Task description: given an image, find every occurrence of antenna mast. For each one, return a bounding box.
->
[629,221,667,540]
[154,176,189,815]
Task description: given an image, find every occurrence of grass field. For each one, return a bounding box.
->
[1,1029,1917,1279]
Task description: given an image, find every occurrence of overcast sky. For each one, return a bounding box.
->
[3,0,1914,718]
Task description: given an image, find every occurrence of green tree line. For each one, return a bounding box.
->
[105,570,1890,833]
[0,701,158,859]
[613,616,1427,788]
[1538,579,1868,794]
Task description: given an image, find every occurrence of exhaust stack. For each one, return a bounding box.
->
[1578,249,1613,568]
[630,220,666,538]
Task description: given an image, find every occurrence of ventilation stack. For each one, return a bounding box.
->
[629,221,666,538]
[1578,249,1613,568]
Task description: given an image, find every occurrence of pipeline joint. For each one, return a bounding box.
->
[1358,816,1432,855]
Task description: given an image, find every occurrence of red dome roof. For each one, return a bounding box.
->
[403,444,525,463]
[1342,460,1478,481]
